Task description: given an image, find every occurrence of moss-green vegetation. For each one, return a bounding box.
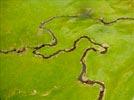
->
[0,0,134,100]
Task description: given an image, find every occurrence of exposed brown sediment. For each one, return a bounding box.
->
[99,17,134,25]
[32,35,106,59]
[0,47,26,54]
[0,15,111,100]
[78,46,108,100]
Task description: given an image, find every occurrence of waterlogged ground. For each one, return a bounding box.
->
[0,0,134,100]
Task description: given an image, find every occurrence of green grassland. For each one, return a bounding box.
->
[0,0,134,100]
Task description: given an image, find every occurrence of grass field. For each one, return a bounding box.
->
[0,0,134,100]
